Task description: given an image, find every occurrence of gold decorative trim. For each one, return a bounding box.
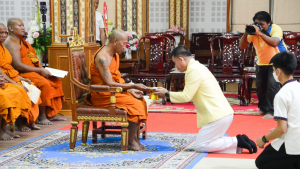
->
[182,0,188,35]
[169,0,175,28]
[122,151,127,154]
[77,116,124,121]
[137,0,142,38]
[127,0,133,32]
[67,0,73,36]
[120,122,129,128]
[69,149,74,152]
[71,121,79,125]
[122,131,126,146]
[81,143,86,146]
[176,0,181,26]
[117,0,122,29]
[116,87,122,93]
[83,123,88,138]
[71,128,75,143]
[70,47,84,51]
[70,27,84,47]
[54,0,60,42]
[110,95,116,103]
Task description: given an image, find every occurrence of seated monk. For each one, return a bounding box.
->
[85,29,148,151]
[0,23,40,131]
[0,74,31,140]
[3,18,66,125]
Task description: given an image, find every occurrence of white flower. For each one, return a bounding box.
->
[26,37,34,44]
[132,31,137,35]
[33,32,39,38]
[130,46,137,51]
[31,25,39,32]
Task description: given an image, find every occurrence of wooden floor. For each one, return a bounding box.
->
[0,116,72,152]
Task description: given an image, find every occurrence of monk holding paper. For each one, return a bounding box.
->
[0,23,40,132]
[85,29,148,151]
[4,18,65,125]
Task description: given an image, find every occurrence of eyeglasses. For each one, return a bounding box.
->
[0,32,8,35]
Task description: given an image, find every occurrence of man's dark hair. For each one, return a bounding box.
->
[171,46,192,58]
[253,11,272,24]
[270,51,297,75]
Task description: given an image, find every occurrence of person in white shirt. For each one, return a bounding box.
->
[256,51,300,169]
[155,46,257,154]
[95,0,106,46]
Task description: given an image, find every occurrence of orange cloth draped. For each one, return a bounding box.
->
[19,39,64,117]
[0,44,39,124]
[85,46,147,123]
[0,83,30,124]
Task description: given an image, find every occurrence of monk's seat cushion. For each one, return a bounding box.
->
[77,104,127,116]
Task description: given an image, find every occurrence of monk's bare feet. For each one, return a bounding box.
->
[0,129,13,140]
[15,118,31,132]
[29,123,40,130]
[48,115,67,121]
[138,142,147,150]
[254,110,264,115]
[4,130,20,138]
[38,117,53,125]
[128,140,144,151]
[262,114,274,119]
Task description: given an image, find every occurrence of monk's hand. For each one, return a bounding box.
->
[256,137,266,149]
[40,68,51,78]
[19,76,31,84]
[134,83,148,91]
[0,75,4,87]
[154,87,168,98]
[19,84,29,92]
[128,89,144,99]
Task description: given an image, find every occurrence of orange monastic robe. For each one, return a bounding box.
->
[86,46,147,123]
[0,83,29,124]
[19,39,64,117]
[0,44,38,124]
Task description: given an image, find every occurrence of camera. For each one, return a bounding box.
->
[40,2,47,22]
[245,22,261,35]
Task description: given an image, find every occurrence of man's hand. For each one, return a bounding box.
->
[19,76,31,84]
[134,83,148,91]
[128,89,144,99]
[0,75,5,87]
[252,25,263,36]
[40,68,51,78]
[154,87,168,98]
[256,137,266,149]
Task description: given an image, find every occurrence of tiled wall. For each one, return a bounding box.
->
[0,0,51,31]
[149,0,169,33]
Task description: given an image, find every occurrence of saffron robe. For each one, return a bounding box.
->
[0,44,39,124]
[0,83,30,124]
[86,46,147,123]
[19,39,64,117]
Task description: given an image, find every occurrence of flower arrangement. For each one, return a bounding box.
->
[125,31,139,51]
[168,25,186,36]
[107,21,115,36]
[26,0,52,55]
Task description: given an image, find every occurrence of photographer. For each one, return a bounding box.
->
[239,11,287,119]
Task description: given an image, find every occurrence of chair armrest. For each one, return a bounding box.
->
[89,85,123,93]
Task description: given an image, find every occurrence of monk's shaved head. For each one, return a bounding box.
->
[0,23,8,43]
[109,29,127,42]
[7,18,21,30]
[0,23,5,27]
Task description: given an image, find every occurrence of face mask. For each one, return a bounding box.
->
[272,69,280,83]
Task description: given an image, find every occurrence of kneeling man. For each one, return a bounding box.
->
[155,46,256,154]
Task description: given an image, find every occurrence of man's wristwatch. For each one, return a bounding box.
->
[262,136,269,143]
[165,91,170,98]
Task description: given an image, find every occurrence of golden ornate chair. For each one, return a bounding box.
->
[67,27,145,153]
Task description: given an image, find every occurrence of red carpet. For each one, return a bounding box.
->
[59,113,276,159]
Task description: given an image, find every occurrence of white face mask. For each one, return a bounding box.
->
[273,69,281,83]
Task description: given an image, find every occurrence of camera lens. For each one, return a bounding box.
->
[246,25,256,35]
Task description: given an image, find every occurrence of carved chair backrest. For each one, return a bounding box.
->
[139,35,166,73]
[284,32,300,72]
[68,27,89,101]
[210,34,243,74]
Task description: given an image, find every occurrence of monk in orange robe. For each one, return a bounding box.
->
[0,23,40,132]
[4,18,65,125]
[0,74,31,140]
[85,29,148,151]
